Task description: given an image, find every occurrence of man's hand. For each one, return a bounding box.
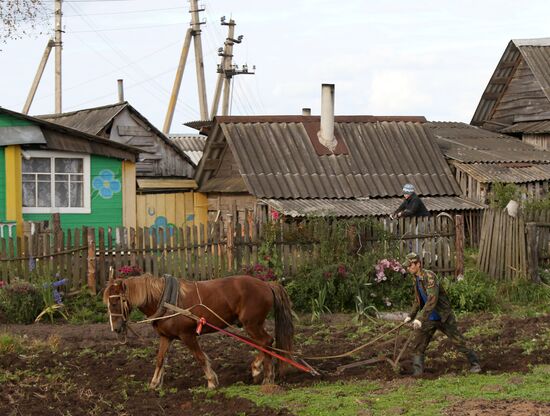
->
[412,319,422,330]
[403,316,412,324]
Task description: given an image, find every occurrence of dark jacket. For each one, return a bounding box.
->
[408,269,453,323]
[394,193,429,217]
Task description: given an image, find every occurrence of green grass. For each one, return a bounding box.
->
[215,366,550,416]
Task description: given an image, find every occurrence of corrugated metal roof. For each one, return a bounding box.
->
[199,116,460,199]
[0,107,140,161]
[262,196,485,218]
[472,39,550,127]
[428,122,550,163]
[454,162,550,183]
[199,176,248,193]
[37,103,127,135]
[501,120,550,134]
[169,134,206,165]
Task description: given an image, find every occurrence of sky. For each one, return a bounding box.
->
[1,0,550,134]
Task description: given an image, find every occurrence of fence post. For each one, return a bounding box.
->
[525,223,541,283]
[226,214,234,273]
[87,227,97,295]
[454,214,464,278]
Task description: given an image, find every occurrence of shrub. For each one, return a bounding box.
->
[65,291,108,324]
[489,182,520,208]
[0,281,43,324]
[445,271,496,312]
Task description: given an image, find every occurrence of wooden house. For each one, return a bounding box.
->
[194,115,484,222]
[428,122,550,205]
[37,102,207,229]
[0,107,140,236]
[472,37,550,150]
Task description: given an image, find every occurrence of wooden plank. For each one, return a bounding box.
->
[136,227,144,274]
[158,227,165,276]
[0,237,7,283]
[144,227,151,274]
[151,228,158,277]
[71,228,82,289]
[195,224,201,280]
[87,228,96,294]
[185,226,194,280]
[199,223,206,280]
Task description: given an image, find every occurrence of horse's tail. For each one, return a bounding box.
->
[270,282,294,374]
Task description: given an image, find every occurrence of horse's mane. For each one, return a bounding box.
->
[125,274,190,308]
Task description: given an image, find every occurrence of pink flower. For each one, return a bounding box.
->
[271,210,280,220]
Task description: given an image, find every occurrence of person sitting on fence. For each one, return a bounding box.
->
[391,184,429,219]
[402,252,482,376]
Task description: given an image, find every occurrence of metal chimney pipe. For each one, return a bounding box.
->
[117,79,125,103]
[302,108,311,116]
[318,84,337,152]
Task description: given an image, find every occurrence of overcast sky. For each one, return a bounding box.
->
[1,0,550,133]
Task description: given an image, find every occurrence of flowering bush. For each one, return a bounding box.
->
[118,265,142,277]
[374,258,406,283]
[243,263,277,281]
[0,281,43,324]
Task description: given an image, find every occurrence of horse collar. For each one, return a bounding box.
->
[150,275,179,319]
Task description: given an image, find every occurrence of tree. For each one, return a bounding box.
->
[1,0,48,42]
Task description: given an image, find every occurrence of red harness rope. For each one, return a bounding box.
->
[196,317,314,374]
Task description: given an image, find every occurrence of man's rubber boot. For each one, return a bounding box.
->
[412,355,424,376]
[467,351,481,373]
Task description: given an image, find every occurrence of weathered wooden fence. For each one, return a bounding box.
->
[478,208,550,281]
[0,214,463,292]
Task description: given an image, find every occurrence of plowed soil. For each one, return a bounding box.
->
[1,313,549,415]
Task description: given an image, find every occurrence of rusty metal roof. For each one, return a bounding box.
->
[428,122,550,163]
[196,116,460,199]
[169,134,206,165]
[262,196,485,218]
[472,38,550,127]
[454,162,550,183]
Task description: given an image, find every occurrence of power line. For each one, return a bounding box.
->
[63,6,186,16]
[71,21,185,33]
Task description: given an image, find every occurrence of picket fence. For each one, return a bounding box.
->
[0,214,463,293]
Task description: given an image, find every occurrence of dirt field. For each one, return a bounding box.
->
[1,313,549,415]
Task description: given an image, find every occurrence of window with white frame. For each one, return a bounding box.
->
[22,151,91,214]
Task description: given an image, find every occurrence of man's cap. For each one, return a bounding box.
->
[403,183,415,194]
[404,252,420,267]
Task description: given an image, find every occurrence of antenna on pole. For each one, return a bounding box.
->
[163,0,209,134]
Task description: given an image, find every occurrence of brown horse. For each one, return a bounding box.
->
[103,274,294,389]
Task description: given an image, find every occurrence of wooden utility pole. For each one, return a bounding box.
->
[22,39,54,114]
[54,0,63,113]
[163,1,208,134]
[190,0,208,120]
[163,28,193,134]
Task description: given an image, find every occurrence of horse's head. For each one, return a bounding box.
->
[104,278,132,334]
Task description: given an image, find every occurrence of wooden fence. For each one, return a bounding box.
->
[478,208,550,282]
[0,214,463,292]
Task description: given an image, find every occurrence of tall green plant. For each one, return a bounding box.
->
[489,182,520,208]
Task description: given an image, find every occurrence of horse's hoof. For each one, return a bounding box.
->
[207,382,218,389]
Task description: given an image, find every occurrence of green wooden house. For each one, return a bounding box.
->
[0,107,140,236]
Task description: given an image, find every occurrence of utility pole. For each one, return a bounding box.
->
[22,39,54,114]
[210,17,255,118]
[163,28,193,134]
[190,0,208,120]
[54,0,63,113]
[163,1,208,134]
[210,17,236,118]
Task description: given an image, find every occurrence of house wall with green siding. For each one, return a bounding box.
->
[0,147,6,222]
[23,155,123,230]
